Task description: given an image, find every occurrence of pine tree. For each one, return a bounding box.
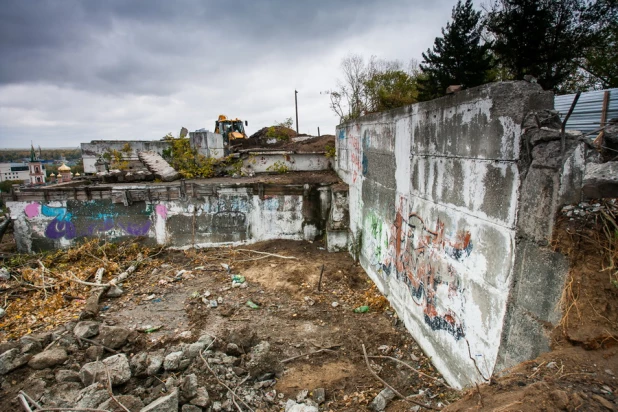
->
[485,0,616,92]
[418,0,494,101]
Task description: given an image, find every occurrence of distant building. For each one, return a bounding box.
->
[29,145,46,185]
[57,163,71,183]
[0,162,30,182]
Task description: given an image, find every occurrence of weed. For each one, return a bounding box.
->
[266,160,289,174]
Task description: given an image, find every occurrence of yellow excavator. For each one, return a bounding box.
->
[214,115,248,140]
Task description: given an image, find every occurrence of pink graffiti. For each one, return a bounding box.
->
[25,203,40,218]
[155,204,168,219]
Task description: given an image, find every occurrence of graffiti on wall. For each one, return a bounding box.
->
[24,201,158,240]
[366,201,472,340]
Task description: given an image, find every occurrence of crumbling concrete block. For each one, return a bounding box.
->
[583,161,618,199]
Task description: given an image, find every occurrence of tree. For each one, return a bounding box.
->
[581,16,618,89]
[327,55,421,122]
[418,0,494,101]
[485,0,617,93]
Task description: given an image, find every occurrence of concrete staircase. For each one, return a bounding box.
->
[138,151,180,182]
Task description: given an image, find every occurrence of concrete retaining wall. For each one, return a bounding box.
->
[334,82,585,388]
[7,182,333,253]
[242,152,331,173]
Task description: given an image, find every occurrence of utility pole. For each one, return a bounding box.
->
[295,90,299,134]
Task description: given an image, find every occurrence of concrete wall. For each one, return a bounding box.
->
[243,152,331,173]
[82,141,171,174]
[190,131,228,159]
[334,82,582,388]
[7,182,333,253]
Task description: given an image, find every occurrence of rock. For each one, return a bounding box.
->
[197,334,215,347]
[80,354,131,386]
[446,85,462,94]
[106,285,124,298]
[56,369,82,383]
[98,325,130,349]
[0,348,29,374]
[28,348,68,369]
[232,366,247,376]
[0,267,10,280]
[583,162,618,199]
[180,374,198,402]
[165,376,178,393]
[313,388,325,404]
[131,351,163,377]
[211,401,222,411]
[163,351,184,371]
[284,400,318,412]
[98,394,144,412]
[226,343,242,356]
[190,388,210,408]
[140,389,179,412]
[184,341,206,360]
[76,383,109,409]
[0,340,19,355]
[147,352,164,376]
[182,405,202,412]
[369,387,396,411]
[296,389,309,402]
[20,335,43,355]
[247,341,278,378]
[74,321,100,339]
[44,382,82,407]
[131,352,149,376]
[85,345,104,361]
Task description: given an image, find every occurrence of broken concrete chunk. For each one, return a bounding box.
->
[163,351,184,371]
[284,400,318,412]
[80,354,131,386]
[76,383,109,409]
[28,348,68,370]
[583,161,618,199]
[98,325,130,349]
[181,405,202,412]
[55,369,82,383]
[369,387,396,411]
[189,387,210,408]
[180,373,198,402]
[140,389,179,412]
[98,394,144,412]
[73,321,100,339]
[247,340,278,378]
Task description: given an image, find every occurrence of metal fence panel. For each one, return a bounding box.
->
[555,88,618,133]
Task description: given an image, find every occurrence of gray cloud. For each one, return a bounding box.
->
[0,0,455,147]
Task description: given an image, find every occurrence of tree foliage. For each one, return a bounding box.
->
[418,0,494,101]
[327,55,420,122]
[485,0,617,92]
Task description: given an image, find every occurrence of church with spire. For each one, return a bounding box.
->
[29,144,46,185]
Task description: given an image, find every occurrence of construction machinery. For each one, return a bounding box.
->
[214,115,248,140]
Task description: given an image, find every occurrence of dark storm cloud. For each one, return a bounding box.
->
[0,0,396,95]
[0,0,455,147]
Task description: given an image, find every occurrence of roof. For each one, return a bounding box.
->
[58,163,71,172]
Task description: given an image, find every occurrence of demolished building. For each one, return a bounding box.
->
[3,81,617,391]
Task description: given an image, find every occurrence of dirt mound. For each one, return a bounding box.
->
[446,199,618,412]
[248,126,298,140]
[236,134,335,153]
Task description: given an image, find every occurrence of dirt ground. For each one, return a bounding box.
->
[0,237,458,411]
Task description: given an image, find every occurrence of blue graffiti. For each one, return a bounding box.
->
[338,129,345,140]
[45,217,77,239]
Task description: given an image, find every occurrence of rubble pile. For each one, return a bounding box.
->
[0,317,322,411]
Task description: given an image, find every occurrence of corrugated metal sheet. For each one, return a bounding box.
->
[555,88,618,133]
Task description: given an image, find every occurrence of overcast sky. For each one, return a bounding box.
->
[0,0,455,148]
